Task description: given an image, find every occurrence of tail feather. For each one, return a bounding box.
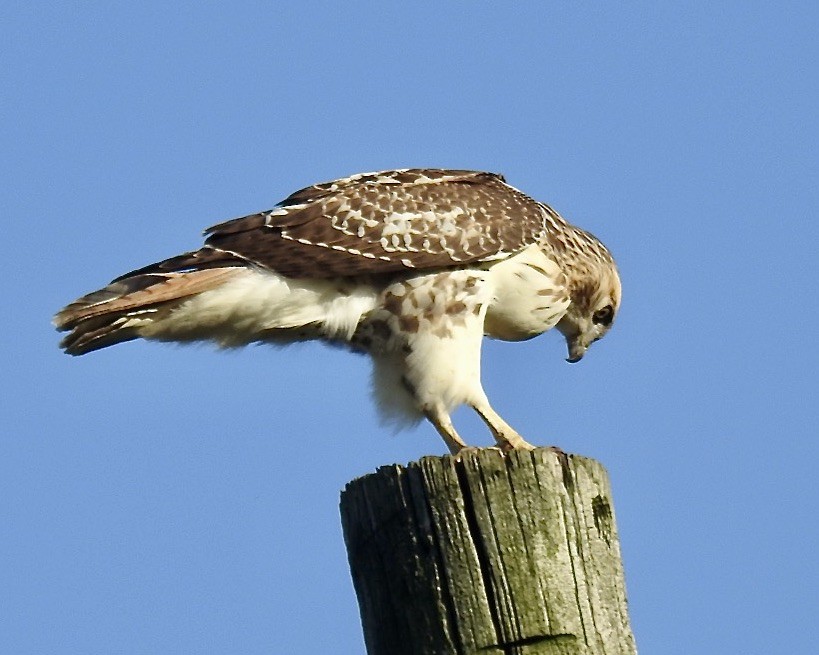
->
[57,313,151,355]
[54,268,241,355]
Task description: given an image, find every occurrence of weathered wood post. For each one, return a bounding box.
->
[340,448,636,655]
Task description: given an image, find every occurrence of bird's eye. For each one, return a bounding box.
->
[592,305,614,326]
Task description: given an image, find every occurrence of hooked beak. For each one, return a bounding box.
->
[565,339,587,364]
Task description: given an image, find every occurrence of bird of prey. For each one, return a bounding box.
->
[55,169,621,453]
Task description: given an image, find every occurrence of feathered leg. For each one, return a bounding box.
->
[368,270,537,453]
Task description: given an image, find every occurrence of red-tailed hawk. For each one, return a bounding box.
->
[55,169,621,453]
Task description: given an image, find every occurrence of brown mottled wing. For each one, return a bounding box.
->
[132,169,553,280]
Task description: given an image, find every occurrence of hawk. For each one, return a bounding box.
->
[55,169,621,453]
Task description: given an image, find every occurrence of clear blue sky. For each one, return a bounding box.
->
[3,2,817,653]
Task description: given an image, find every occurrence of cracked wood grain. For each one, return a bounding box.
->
[340,449,637,655]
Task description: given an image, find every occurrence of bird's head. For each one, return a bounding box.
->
[557,264,621,363]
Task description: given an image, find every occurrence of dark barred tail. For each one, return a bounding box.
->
[56,310,150,356]
[54,267,240,355]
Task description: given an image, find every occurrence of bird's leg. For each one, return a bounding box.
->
[469,399,536,452]
[423,405,469,455]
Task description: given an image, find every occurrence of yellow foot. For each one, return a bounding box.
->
[452,445,503,462]
[496,434,537,453]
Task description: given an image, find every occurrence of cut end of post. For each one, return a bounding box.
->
[340,447,637,655]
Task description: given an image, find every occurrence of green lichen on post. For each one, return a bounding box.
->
[340,449,637,655]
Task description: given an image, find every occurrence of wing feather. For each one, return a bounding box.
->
[104,169,562,281]
[198,169,554,278]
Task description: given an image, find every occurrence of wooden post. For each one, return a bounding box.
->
[339,448,637,655]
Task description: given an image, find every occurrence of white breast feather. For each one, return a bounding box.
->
[484,245,570,341]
